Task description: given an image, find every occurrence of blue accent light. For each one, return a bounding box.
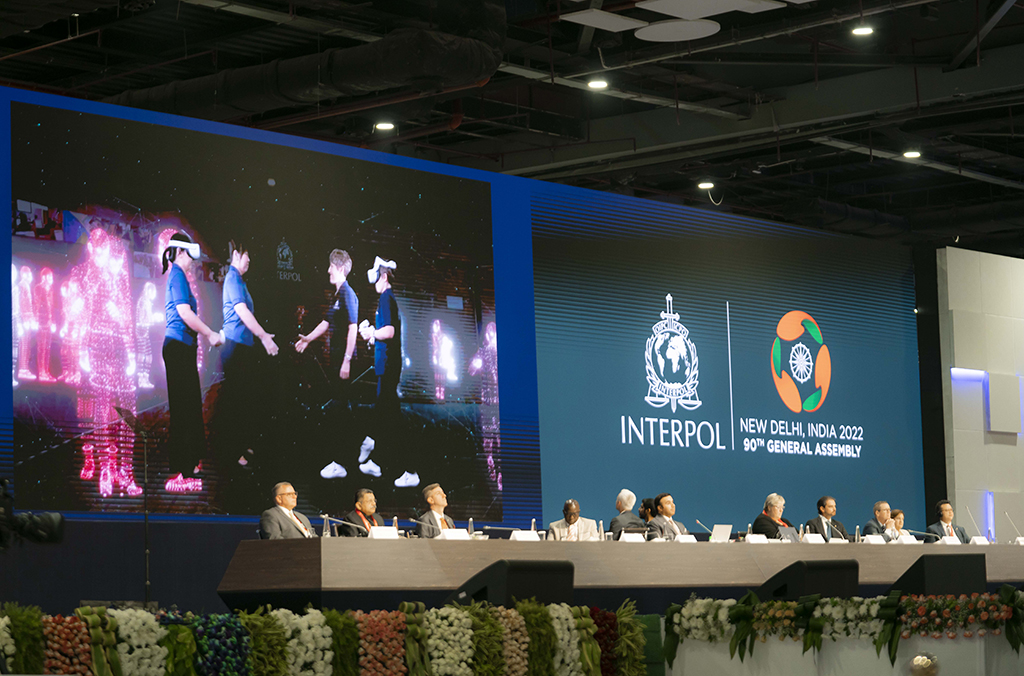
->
[951,367,987,380]
[984,491,995,542]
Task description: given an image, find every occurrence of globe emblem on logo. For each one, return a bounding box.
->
[771,311,832,413]
[645,294,701,412]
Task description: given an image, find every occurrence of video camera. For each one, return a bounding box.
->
[0,479,64,551]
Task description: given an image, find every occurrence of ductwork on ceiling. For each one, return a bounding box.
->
[0,1,118,39]
[104,0,505,121]
[793,199,910,238]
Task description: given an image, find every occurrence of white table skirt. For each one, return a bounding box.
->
[670,634,1023,676]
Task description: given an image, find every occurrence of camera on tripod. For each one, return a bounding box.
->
[0,479,64,551]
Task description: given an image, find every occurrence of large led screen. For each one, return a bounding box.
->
[8,101,505,521]
[533,184,926,533]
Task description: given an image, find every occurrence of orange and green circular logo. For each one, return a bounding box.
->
[771,311,831,413]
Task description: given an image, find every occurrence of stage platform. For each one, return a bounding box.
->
[217,538,1024,614]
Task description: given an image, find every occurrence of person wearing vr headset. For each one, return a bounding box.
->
[162,232,223,493]
[359,257,419,488]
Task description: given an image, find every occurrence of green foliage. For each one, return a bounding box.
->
[613,600,646,676]
[516,598,557,676]
[457,601,504,676]
[160,623,199,676]
[872,590,902,667]
[398,602,430,676]
[322,608,360,676]
[237,606,288,676]
[727,591,758,663]
[1,602,45,675]
[999,584,1024,654]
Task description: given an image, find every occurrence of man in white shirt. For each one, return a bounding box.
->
[416,483,455,538]
[548,499,599,541]
[259,482,316,539]
[863,500,899,542]
[803,495,851,541]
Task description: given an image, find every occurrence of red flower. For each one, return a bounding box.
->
[980,612,989,621]
[968,615,976,624]
[942,609,951,618]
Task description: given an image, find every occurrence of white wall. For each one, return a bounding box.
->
[937,247,1024,542]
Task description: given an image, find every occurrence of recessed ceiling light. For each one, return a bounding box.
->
[375,122,395,131]
[903,150,921,159]
[588,80,608,89]
[852,26,873,36]
[698,181,715,190]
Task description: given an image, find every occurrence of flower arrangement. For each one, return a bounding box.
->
[352,609,407,675]
[424,606,474,676]
[458,601,504,676]
[270,608,334,676]
[237,606,289,676]
[488,606,529,676]
[752,600,802,642]
[75,605,121,676]
[192,613,252,676]
[569,606,601,676]
[109,607,169,676]
[515,598,557,676]
[547,603,583,676]
[588,607,618,676]
[2,602,45,675]
[612,600,646,676]
[813,596,885,641]
[322,608,359,676]
[42,613,92,675]
[898,592,1015,640]
[157,611,199,676]
[0,614,16,671]
[672,596,737,643]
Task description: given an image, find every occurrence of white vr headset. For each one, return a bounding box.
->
[166,239,201,260]
[367,256,397,284]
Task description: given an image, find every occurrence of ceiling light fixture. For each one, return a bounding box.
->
[697,181,715,190]
[375,122,395,131]
[852,26,873,36]
[588,80,608,89]
[903,150,921,158]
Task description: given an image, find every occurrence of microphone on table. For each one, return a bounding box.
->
[1005,511,1024,539]
[319,514,365,536]
[964,505,985,541]
[694,519,713,534]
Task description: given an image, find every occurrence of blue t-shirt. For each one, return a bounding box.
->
[374,288,401,377]
[324,281,358,369]
[165,263,198,345]
[222,266,254,346]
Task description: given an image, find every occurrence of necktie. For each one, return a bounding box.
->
[947,524,953,537]
[824,520,831,542]
[291,511,309,538]
[439,515,448,530]
[567,523,577,541]
[669,520,680,536]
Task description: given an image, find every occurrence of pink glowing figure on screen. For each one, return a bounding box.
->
[76,228,141,498]
[430,319,458,402]
[12,264,20,387]
[16,265,37,382]
[59,278,85,386]
[469,322,501,490]
[33,268,57,382]
[135,282,161,389]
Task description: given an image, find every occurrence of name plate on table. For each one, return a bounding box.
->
[744,534,769,544]
[620,533,646,543]
[509,530,541,542]
[1016,537,1024,545]
[969,536,990,545]
[938,535,962,545]
[863,535,887,545]
[891,535,922,545]
[368,526,400,539]
[801,533,825,544]
[828,537,849,544]
[674,534,698,543]
[438,528,471,541]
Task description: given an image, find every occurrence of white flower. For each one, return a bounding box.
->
[424,607,474,676]
[547,604,582,676]
[0,617,16,660]
[271,608,334,676]
[106,609,169,676]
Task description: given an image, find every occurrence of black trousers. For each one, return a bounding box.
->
[163,337,205,474]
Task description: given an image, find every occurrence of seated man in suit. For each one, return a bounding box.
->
[340,488,386,537]
[548,499,599,541]
[259,482,317,539]
[610,489,645,540]
[863,500,899,542]
[926,499,970,543]
[639,498,656,524]
[416,483,455,538]
[752,493,793,539]
[647,493,688,539]
[804,495,851,541]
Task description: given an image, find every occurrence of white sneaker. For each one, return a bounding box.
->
[394,471,420,488]
[358,436,375,463]
[359,460,381,477]
[320,461,348,479]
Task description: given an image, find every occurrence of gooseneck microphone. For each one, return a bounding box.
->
[1004,511,1024,539]
[964,505,984,541]
[694,519,714,534]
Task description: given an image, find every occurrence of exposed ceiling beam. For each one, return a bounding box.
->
[811,136,1024,191]
[946,0,1019,71]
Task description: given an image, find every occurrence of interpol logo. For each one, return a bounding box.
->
[644,294,701,412]
[277,238,294,271]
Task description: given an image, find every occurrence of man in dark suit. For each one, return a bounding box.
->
[610,489,645,540]
[340,488,386,537]
[259,482,317,539]
[804,495,850,542]
[648,493,688,539]
[416,483,454,538]
[863,500,898,542]
[926,499,970,543]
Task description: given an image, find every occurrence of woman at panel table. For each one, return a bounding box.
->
[891,509,913,539]
[162,233,224,493]
[751,493,794,539]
